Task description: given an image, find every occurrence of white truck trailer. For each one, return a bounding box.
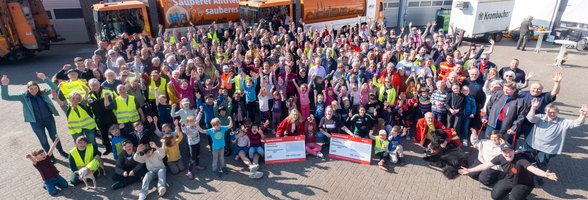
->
[449,0,515,42]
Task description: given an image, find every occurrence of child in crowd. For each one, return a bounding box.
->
[180,115,205,179]
[131,116,159,146]
[314,94,326,120]
[232,128,263,179]
[162,120,185,175]
[388,126,406,164]
[156,94,173,129]
[370,130,392,171]
[134,141,167,200]
[171,98,197,124]
[248,123,266,166]
[292,80,312,119]
[258,87,272,124]
[196,117,233,178]
[110,125,127,160]
[304,115,323,158]
[26,138,68,196]
[270,90,285,130]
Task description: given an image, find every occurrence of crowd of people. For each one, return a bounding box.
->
[2,17,587,200]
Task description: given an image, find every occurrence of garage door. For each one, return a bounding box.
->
[43,0,89,44]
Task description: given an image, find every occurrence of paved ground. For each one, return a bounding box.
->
[0,40,587,200]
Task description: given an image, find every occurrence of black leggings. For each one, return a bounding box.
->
[491,179,534,200]
[187,143,201,172]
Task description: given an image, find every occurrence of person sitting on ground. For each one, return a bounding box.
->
[370,129,393,171]
[68,136,102,185]
[388,125,407,164]
[134,141,167,200]
[111,140,147,190]
[469,129,504,186]
[459,143,558,200]
[26,138,68,196]
[232,127,262,179]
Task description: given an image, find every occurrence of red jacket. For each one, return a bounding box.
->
[415,118,445,146]
[276,119,305,138]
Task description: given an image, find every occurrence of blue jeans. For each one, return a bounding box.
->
[317,131,330,145]
[523,143,556,170]
[71,128,97,147]
[248,146,264,159]
[141,168,166,196]
[44,175,68,195]
[30,117,65,153]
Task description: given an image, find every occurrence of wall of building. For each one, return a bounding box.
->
[42,0,90,44]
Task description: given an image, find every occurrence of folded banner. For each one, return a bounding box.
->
[329,133,372,165]
[264,135,306,164]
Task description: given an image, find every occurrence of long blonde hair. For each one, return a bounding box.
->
[287,109,303,124]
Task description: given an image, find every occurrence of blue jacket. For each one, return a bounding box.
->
[1,78,60,123]
[463,95,477,117]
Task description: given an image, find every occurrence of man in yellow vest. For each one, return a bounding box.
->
[145,70,167,116]
[105,85,145,134]
[370,129,391,171]
[68,136,101,185]
[54,90,98,148]
[58,69,89,101]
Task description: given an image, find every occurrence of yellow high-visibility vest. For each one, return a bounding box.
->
[60,80,89,99]
[114,95,140,124]
[374,136,390,154]
[70,144,99,171]
[148,77,167,100]
[67,105,96,134]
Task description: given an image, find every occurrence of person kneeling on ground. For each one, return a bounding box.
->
[68,136,102,185]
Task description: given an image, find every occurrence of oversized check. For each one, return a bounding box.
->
[329,133,372,165]
[264,135,306,164]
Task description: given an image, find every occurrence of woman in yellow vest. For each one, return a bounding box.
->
[68,136,101,185]
[54,90,98,148]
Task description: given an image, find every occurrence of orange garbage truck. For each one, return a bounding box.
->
[0,0,63,60]
[93,0,242,42]
[238,0,385,28]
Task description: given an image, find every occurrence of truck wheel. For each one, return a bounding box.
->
[486,34,494,42]
[494,34,503,42]
[577,38,586,51]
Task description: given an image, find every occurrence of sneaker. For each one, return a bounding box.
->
[138,193,146,200]
[249,164,259,172]
[221,167,230,174]
[249,171,263,179]
[462,140,469,147]
[185,171,194,179]
[158,186,166,197]
[317,152,324,159]
[111,181,125,190]
[213,171,222,178]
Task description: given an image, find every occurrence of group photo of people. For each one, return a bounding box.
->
[2,16,586,200]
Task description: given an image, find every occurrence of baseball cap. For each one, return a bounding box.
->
[500,143,513,152]
[181,98,190,104]
[223,65,230,71]
[66,69,81,75]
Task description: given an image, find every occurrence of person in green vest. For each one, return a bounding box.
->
[53,89,98,148]
[372,76,397,105]
[68,136,101,185]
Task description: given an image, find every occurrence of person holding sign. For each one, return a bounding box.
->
[276,109,305,138]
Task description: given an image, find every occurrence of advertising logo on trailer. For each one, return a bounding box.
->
[161,0,240,28]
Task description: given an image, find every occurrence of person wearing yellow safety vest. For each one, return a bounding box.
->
[54,89,98,148]
[57,69,90,101]
[105,85,145,134]
[68,136,101,185]
[101,69,122,97]
[370,129,392,171]
[141,70,167,116]
[372,76,397,106]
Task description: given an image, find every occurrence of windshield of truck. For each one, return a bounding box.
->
[94,8,144,41]
[240,5,289,28]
